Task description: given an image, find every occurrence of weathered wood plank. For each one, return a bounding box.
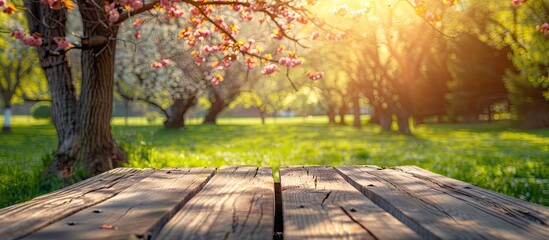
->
[281,166,420,240]
[24,167,215,240]
[0,168,153,240]
[156,166,275,240]
[395,165,549,223]
[337,166,549,240]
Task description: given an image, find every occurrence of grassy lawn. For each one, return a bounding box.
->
[1,115,548,207]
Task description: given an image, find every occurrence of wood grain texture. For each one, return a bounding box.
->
[0,168,152,240]
[281,166,420,240]
[337,166,549,240]
[24,167,215,240]
[156,166,275,240]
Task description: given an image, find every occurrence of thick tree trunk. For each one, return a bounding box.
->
[352,96,361,128]
[378,109,392,132]
[164,97,196,129]
[203,84,241,124]
[203,92,225,124]
[327,104,336,124]
[25,2,80,178]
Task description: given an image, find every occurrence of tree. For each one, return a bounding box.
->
[447,34,511,122]
[461,0,549,127]
[116,20,208,129]
[0,12,45,133]
[3,0,319,179]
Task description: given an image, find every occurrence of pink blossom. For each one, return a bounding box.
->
[190,7,200,15]
[232,5,241,11]
[311,31,320,40]
[0,0,5,7]
[12,29,25,40]
[537,23,549,35]
[195,28,211,38]
[54,37,72,50]
[203,45,220,53]
[133,18,145,27]
[160,59,170,66]
[512,0,527,7]
[151,62,162,69]
[211,75,222,85]
[222,60,232,67]
[261,64,278,75]
[278,56,303,67]
[307,71,324,81]
[108,9,119,23]
[21,35,42,47]
[131,0,143,10]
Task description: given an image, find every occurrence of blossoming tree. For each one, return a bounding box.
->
[2,0,319,180]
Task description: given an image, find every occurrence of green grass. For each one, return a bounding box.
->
[1,116,548,207]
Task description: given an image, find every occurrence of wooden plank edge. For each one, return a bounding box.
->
[335,166,439,240]
[395,165,549,227]
[0,168,155,240]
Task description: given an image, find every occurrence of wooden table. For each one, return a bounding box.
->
[1,166,547,240]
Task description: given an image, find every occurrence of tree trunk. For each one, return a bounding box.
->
[164,97,196,129]
[378,108,392,132]
[203,84,241,125]
[25,2,81,178]
[258,108,267,125]
[327,104,336,124]
[352,96,361,128]
[203,91,225,124]
[2,104,10,133]
[338,103,348,125]
[396,111,412,135]
[78,9,124,175]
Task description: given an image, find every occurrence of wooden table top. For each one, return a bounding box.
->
[1,166,547,240]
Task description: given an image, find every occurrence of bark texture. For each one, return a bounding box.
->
[164,97,197,129]
[24,0,126,179]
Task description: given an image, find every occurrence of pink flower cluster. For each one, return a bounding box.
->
[211,74,223,86]
[105,0,144,23]
[278,55,303,68]
[1,0,15,14]
[12,29,42,47]
[203,45,221,53]
[54,37,72,50]
[537,23,549,35]
[261,64,278,75]
[151,59,170,69]
[307,71,325,81]
[512,0,527,7]
[40,0,63,9]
